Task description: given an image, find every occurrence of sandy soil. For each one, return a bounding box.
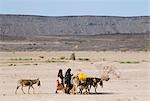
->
[0,51,149,101]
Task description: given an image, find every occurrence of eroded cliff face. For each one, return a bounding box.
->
[0,15,149,37]
[0,15,149,51]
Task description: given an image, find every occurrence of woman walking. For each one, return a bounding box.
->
[55,69,64,93]
[64,68,73,94]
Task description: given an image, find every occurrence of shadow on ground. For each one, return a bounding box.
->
[89,92,116,95]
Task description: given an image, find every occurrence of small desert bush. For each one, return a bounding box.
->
[39,56,44,58]
[60,56,65,60]
[120,48,129,52]
[78,58,89,61]
[119,61,140,64]
[10,58,32,61]
[45,59,66,63]
[8,64,16,66]
[100,65,121,79]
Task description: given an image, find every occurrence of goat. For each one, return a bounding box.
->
[15,78,41,94]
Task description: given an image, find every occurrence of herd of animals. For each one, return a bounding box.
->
[15,67,113,95]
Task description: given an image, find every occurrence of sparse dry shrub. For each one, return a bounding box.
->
[60,56,65,60]
[45,59,66,63]
[39,56,44,58]
[8,64,13,66]
[120,61,140,64]
[120,48,129,52]
[99,64,121,79]
[78,58,89,61]
[8,64,16,66]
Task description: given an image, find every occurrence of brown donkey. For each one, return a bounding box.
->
[15,78,41,94]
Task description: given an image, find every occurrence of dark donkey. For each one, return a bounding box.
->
[86,77,104,93]
[15,78,41,94]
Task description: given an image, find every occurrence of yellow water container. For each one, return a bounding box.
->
[78,73,88,80]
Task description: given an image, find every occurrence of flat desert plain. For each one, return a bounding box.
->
[0,51,149,101]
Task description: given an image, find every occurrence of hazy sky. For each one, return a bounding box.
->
[0,0,149,16]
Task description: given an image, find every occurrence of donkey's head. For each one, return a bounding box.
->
[100,74,110,81]
[37,78,41,86]
[99,80,103,88]
[72,75,80,85]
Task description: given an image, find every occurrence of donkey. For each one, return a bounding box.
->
[70,75,81,94]
[15,78,41,94]
[71,76,110,94]
[70,75,89,94]
[87,77,103,93]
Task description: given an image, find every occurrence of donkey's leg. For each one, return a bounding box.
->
[71,86,76,94]
[88,85,91,93]
[55,89,58,94]
[21,86,25,94]
[94,85,97,93]
[85,86,89,94]
[74,86,77,94]
[28,86,30,94]
[79,86,83,94]
[15,85,20,94]
[100,81,103,88]
[31,85,35,94]
[55,87,58,93]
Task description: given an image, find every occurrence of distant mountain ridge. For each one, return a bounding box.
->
[0,14,150,37]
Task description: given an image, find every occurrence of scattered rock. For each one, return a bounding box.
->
[70,53,76,60]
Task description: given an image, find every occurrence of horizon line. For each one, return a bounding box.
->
[0,14,150,17]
